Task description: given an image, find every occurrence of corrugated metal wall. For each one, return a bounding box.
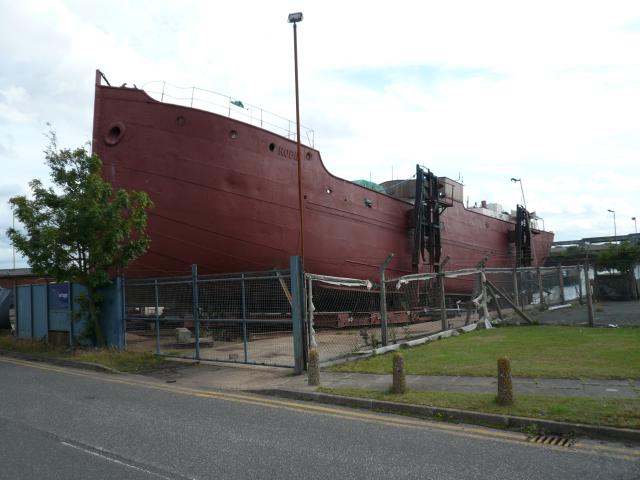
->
[14,279,124,349]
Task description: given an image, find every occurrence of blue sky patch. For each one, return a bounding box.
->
[626,17,640,32]
[324,65,505,90]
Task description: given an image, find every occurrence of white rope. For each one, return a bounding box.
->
[305,273,373,290]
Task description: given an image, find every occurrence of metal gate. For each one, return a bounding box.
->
[123,267,301,368]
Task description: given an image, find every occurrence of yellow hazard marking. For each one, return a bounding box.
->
[1,356,639,462]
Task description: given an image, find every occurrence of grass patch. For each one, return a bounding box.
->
[73,350,168,372]
[319,387,640,429]
[329,326,640,379]
[0,334,169,372]
[0,334,64,355]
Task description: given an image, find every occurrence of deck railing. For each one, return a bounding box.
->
[141,81,315,148]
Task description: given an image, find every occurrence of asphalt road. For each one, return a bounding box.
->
[0,358,638,480]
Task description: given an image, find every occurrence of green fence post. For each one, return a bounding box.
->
[115,276,125,351]
[45,282,49,343]
[14,286,19,337]
[241,273,248,363]
[29,284,34,340]
[191,264,200,360]
[121,277,127,350]
[68,283,74,349]
[154,279,160,355]
[290,256,305,374]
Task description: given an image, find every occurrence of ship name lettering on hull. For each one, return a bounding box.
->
[278,146,298,160]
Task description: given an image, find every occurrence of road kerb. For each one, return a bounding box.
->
[0,349,120,374]
[254,388,640,445]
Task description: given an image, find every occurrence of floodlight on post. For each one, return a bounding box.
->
[288,11,305,267]
[607,209,617,240]
[510,177,527,210]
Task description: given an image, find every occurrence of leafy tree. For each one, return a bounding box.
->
[563,245,587,259]
[7,132,153,346]
[596,241,640,274]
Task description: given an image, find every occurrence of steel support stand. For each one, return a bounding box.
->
[577,265,584,304]
[439,256,450,331]
[558,264,565,304]
[379,253,394,346]
[585,262,594,327]
[537,267,544,311]
[512,268,519,308]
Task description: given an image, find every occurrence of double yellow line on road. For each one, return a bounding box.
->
[1,356,638,462]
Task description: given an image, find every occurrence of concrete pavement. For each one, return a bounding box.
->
[143,359,640,399]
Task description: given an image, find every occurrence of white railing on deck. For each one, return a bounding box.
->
[141,81,315,148]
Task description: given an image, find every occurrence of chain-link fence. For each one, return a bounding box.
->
[306,275,378,363]
[124,269,296,367]
[123,263,590,367]
[306,264,588,364]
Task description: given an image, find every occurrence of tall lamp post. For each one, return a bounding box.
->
[607,209,617,240]
[510,177,527,209]
[12,212,16,270]
[633,216,638,235]
[288,11,305,266]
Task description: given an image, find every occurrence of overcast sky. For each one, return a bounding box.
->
[1,0,640,268]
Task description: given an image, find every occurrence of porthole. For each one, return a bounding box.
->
[229,130,238,139]
[305,152,311,160]
[269,142,276,151]
[326,188,333,194]
[176,116,186,126]
[104,122,125,146]
[364,198,373,208]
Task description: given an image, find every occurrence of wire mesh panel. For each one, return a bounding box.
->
[307,275,379,363]
[564,266,585,303]
[123,270,295,367]
[306,265,593,365]
[306,271,481,364]
[197,272,294,367]
[386,271,481,344]
[483,269,517,315]
[123,280,159,354]
[540,268,561,307]
[124,277,195,358]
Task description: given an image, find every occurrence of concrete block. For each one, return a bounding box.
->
[175,327,193,344]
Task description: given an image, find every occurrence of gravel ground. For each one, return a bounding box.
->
[521,300,640,327]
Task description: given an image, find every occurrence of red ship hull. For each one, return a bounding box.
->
[92,76,553,289]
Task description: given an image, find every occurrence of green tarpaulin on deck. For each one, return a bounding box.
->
[352,179,385,192]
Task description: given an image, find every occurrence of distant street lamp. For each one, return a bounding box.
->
[288,11,305,265]
[510,177,527,209]
[633,216,637,235]
[607,209,617,240]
